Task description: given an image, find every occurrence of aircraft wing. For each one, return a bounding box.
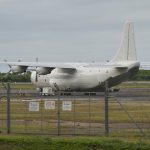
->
[1,60,143,68]
[1,61,147,73]
[84,62,129,68]
[0,61,78,74]
[100,62,150,70]
[1,62,76,69]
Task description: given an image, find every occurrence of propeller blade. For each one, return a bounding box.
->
[4,70,11,78]
[3,59,12,69]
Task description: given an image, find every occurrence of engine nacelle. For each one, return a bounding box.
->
[11,66,27,73]
[36,67,53,75]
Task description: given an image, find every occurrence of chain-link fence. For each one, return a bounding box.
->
[0,83,150,137]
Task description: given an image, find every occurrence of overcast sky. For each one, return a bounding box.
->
[0,0,150,70]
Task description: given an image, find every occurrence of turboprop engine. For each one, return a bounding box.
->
[10,66,27,73]
[36,67,54,75]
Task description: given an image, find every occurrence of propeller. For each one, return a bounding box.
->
[3,59,25,77]
[3,59,12,79]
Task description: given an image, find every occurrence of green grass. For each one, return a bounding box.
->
[0,136,149,150]
[0,100,149,136]
[0,83,36,90]
[115,82,150,89]
[0,100,149,123]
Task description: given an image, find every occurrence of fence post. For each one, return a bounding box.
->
[57,91,60,136]
[6,82,11,134]
[104,81,109,136]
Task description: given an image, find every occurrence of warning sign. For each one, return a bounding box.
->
[62,101,72,111]
[29,102,39,112]
[44,101,55,110]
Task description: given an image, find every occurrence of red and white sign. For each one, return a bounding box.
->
[44,101,55,110]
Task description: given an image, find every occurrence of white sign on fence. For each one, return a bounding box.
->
[29,102,39,112]
[62,101,72,111]
[44,101,55,110]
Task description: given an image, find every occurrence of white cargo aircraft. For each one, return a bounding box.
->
[1,22,142,92]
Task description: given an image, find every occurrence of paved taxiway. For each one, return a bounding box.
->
[0,87,150,101]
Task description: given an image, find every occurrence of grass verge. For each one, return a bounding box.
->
[0,135,150,150]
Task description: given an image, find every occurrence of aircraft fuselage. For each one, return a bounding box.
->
[31,61,140,91]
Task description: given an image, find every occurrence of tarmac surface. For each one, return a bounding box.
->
[0,86,150,101]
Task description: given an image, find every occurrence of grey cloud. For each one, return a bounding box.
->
[0,0,150,72]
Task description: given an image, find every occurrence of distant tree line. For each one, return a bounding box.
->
[0,70,150,82]
[130,70,150,81]
[0,72,31,82]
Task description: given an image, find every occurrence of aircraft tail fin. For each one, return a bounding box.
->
[112,21,137,62]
